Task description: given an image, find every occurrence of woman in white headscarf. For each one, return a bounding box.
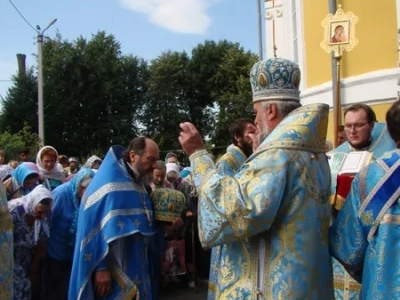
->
[8,184,53,300]
[83,155,102,170]
[36,146,65,191]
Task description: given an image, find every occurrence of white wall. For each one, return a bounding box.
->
[300,68,400,107]
[264,0,306,90]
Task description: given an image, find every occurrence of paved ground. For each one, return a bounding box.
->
[160,282,208,299]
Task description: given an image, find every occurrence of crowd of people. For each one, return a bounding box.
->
[0,57,400,300]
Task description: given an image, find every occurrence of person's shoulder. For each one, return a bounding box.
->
[251,147,290,162]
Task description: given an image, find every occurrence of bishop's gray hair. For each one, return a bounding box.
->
[261,100,302,119]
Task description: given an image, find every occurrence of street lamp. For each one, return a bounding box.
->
[37,18,57,145]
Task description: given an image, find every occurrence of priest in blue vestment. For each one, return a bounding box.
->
[179,58,334,300]
[69,137,160,300]
[327,104,397,300]
[330,100,400,299]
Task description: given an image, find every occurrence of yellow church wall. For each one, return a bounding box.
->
[303,0,398,89]
[303,1,331,87]
[340,1,398,79]
[326,102,395,143]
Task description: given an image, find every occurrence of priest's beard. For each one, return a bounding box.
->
[242,142,253,158]
[132,160,153,186]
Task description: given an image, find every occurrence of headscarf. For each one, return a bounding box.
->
[83,155,102,169]
[166,163,180,175]
[0,164,14,181]
[56,163,64,173]
[11,162,40,195]
[36,146,65,181]
[8,184,53,244]
[179,167,192,179]
[68,157,79,164]
[67,168,95,247]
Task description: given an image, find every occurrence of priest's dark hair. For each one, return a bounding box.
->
[344,104,377,124]
[386,100,400,146]
[230,118,255,146]
[123,136,147,162]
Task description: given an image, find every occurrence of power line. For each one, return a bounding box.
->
[8,0,38,33]
[0,80,13,82]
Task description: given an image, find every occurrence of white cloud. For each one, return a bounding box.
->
[118,0,214,35]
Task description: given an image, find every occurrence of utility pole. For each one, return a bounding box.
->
[37,18,57,145]
[257,0,263,60]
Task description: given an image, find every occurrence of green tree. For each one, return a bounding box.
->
[41,31,148,156]
[211,46,258,154]
[1,34,257,159]
[189,41,258,155]
[140,51,192,155]
[0,68,38,134]
[188,40,242,135]
[0,123,40,161]
[140,41,258,158]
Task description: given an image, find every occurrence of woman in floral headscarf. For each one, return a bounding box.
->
[42,168,95,300]
[8,185,53,300]
[83,155,102,170]
[3,163,40,200]
[36,146,65,191]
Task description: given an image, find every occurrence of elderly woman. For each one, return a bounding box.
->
[36,146,64,191]
[8,185,53,300]
[83,155,102,170]
[4,162,40,200]
[43,168,95,300]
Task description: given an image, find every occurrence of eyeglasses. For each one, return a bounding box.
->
[344,122,369,131]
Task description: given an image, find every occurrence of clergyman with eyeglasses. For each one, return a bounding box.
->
[327,103,397,299]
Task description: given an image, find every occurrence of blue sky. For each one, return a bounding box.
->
[0,0,264,99]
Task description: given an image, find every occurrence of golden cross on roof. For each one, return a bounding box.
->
[272,0,277,57]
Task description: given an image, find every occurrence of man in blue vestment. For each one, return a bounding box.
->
[328,104,396,211]
[327,104,397,300]
[69,137,160,300]
[178,58,334,299]
[330,100,400,299]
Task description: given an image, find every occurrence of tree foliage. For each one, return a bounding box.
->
[41,31,148,157]
[1,34,257,160]
[210,46,258,153]
[0,123,40,161]
[140,51,191,154]
[0,68,38,134]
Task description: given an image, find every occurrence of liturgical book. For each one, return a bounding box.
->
[337,151,373,176]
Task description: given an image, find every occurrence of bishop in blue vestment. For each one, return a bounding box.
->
[179,58,334,300]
